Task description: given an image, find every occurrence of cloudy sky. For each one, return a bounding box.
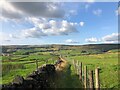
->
[0,0,119,45]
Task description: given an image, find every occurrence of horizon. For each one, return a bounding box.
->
[0,43,120,46]
[0,1,119,45]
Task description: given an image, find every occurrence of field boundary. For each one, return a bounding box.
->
[73,60,100,89]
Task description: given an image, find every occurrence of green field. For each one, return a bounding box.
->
[68,52,119,88]
[1,54,58,84]
[1,44,119,89]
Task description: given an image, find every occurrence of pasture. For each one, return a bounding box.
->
[1,44,119,89]
[68,52,119,88]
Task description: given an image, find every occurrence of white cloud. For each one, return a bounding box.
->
[80,22,85,27]
[2,16,80,39]
[101,33,120,43]
[69,10,77,15]
[85,0,95,3]
[93,9,102,16]
[0,0,23,20]
[19,18,78,38]
[115,10,118,16]
[85,37,98,43]
[21,27,47,38]
[65,39,79,43]
[0,32,21,44]
[9,34,19,39]
[0,1,83,40]
[115,7,120,16]
[0,32,12,42]
[65,9,78,19]
[1,2,65,20]
[85,33,120,43]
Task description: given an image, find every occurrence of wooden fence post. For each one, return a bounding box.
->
[95,68,100,90]
[73,59,75,67]
[73,60,75,66]
[74,60,77,73]
[89,70,94,90]
[79,62,82,81]
[36,59,38,70]
[77,60,79,66]
[84,66,87,89]
[77,61,79,74]
[75,60,77,69]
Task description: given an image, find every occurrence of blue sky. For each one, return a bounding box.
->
[0,1,119,45]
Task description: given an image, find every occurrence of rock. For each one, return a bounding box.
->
[12,75,24,85]
[25,77,34,81]
[45,64,55,75]
[26,71,37,79]
[2,64,56,89]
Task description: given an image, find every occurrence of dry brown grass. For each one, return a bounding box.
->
[55,57,68,71]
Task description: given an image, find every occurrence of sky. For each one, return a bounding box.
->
[0,0,120,45]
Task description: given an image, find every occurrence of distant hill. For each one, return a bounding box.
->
[1,44,119,54]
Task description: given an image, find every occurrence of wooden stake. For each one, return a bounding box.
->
[77,61,79,74]
[74,60,77,70]
[89,70,94,90]
[95,68,100,90]
[73,59,75,67]
[79,62,82,81]
[84,66,87,89]
[77,60,79,66]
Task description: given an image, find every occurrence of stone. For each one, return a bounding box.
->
[12,75,24,85]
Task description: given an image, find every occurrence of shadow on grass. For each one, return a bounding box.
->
[54,64,83,88]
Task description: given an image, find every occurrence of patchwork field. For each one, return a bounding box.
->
[1,44,119,89]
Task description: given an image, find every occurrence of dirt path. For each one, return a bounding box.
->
[54,57,83,88]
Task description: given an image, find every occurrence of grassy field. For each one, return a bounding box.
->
[1,54,58,84]
[67,52,119,88]
[1,44,119,89]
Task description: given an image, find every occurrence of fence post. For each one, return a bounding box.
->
[84,66,87,89]
[73,59,75,67]
[79,62,82,81]
[77,60,79,66]
[74,60,77,73]
[89,70,94,90]
[95,68,100,90]
[77,61,80,75]
[36,59,38,70]
[73,60,75,67]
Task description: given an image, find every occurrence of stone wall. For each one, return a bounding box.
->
[2,64,56,90]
